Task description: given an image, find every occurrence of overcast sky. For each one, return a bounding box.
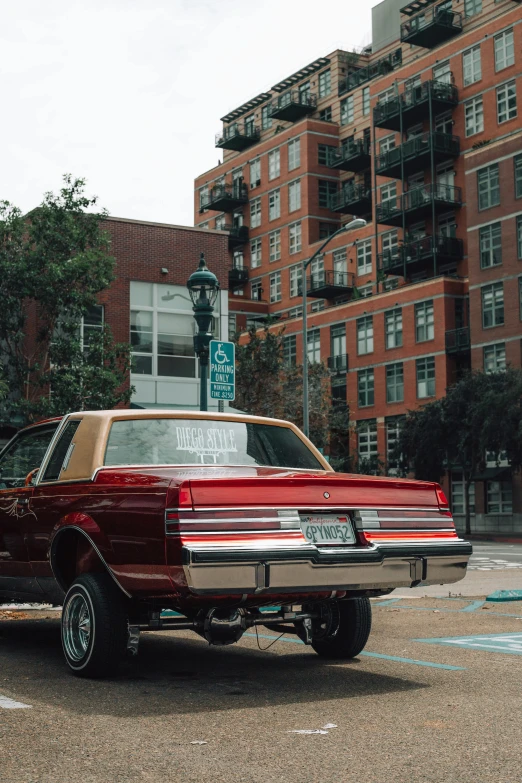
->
[1,0,374,226]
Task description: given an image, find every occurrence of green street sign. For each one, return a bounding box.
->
[209,340,235,401]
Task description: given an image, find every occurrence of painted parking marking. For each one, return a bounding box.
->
[243,633,465,670]
[0,694,32,709]
[416,632,522,655]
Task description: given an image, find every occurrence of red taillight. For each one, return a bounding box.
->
[435,486,450,510]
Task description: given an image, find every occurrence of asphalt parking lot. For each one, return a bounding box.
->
[1,591,522,783]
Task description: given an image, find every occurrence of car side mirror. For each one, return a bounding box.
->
[24,468,39,487]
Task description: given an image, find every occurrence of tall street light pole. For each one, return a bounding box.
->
[187,253,220,412]
[302,217,367,439]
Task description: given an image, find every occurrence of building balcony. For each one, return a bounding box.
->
[215,124,260,151]
[445,326,470,355]
[379,234,464,276]
[338,49,402,95]
[225,224,249,250]
[268,90,317,122]
[229,263,249,290]
[373,79,458,131]
[376,183,462,227]
[306,270,355,299]
[200,183,249,213]
[329,137,371,173]
[376,132,459,179]
[400,2,463,49]
[329,184,372,217]
[327,354,349,373]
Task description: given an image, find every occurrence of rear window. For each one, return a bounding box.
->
[104,418,324,470]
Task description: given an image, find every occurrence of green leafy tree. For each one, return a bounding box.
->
[0,175,133,423]
[234,322,284,418]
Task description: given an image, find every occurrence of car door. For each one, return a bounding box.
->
[0,422,59,599]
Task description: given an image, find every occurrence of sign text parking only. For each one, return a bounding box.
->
[210,340,235,401]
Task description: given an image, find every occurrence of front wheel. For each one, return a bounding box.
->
[311,598,372,659]
[61,573,128,678]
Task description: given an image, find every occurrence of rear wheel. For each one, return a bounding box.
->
[311,598,372,659]
[61,573,128,678]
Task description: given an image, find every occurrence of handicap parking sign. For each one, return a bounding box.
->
[416,632,522,655]
[209,340,235,401]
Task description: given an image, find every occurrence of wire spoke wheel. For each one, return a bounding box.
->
[62,592,92,662]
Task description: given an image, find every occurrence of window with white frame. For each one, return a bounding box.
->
[199,186,209,210]
[288,180,301,212]
[463,45,481,86]
[385,308,402,349]
[416,357,435,398]
[310,255,324,287]
[385,417,403,475]
[228,313,237,339]
[464,0,481,16]
[478,164,500,210]
[482,282,504,328]
[386,362,404,403]
[333,249,347,284]
[269,189,280,221]
[340,95,354,126]
[484,342,506,373]
[435,111,453,133]
[81,305,104,351]
[480,223,502,268]
[380,182,397,208]
[357,284,373,298]
[358,368,374,407]
[251,278,263,301]
[382,230,398,260]
[415,300,435,342]
[362,87,370,116]
[311,300,325,312]
[288,138,300,171]
[515,155,522,198]
[307,329,321,364]
[250,237,262,268]
[357,315,373,355]
[250,158,261,186]
[269,229,281,262]
[283,334,297,366]
[289,265,303,298]
[464,96,484,137]
[432,61,451,84]
[214,215,225,231]
[331,323,346,357]
[250,197,261,227]
[270,271,281,302]
[383,277,399,291]
[261,105,272,130]
[497,81,517,123]
[357,239,372,275]
[288,306,303,318]
[130,282,199,378]
[233,250,244,271]
[268,149,280,180]
[358,420,378,464]
[451,472,476,515]
[318,69,331,98]
[289,222,302,254]
[487,480,512,513]
[379,135,396,154]
[494,29,514,72]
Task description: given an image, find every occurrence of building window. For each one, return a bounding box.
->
[333,249,347,283]
[268,189,280,221]
[250,197,261,228]
[518,216,522,259]
[268,149,280,181]
[358,368,374,408]
[319,106,332,121]
[269,271,281,303]
[497,81,517,124]
[307,328,321,364]
[250,238,262,268]
[214,215,225,231]
[283,335,297,366]
[362,87,370,116]
[479,223,502,268]
[415,300,434,342]
[514,155,522,199]
[251,278,263,301]
[451,472,476,515]
[416,357,435,398]
[482,282,504,328]
[319,222,337,239]
[289,265,303,298]
[288,180,301,212]
[318,144,334,165]
[288,306,303,318]
[477,164,500,210]
[318,68,331,98]
[357,239,372,275]
[340,95,354,126]
[380,182,397,208]
[289,222,302,254]
[383,277,399,291]
[432,61,450,83]
[381,230,398,259]
[385,308,403,349]
[484,342,506,373]
[130,282,196,378]
[386,363,404,403]
[487,480,512,514]
[233,250,244,271]
[250,158,261,187]
[358,420,378,464]
[331,323,346,358]
[318,180,337,208]
[379,135,396,154]
[261,105,272,130]
[81,305,104,350]
[463,45,481,86]
[357,316,373,355]
[464,0,481,16]
[464,96,484,137]
[386,417,403,475]
[199,186,209,211]
[269,230,281,262]
[228,314,237,339]
[494,29,514,72]
[358,284,373,298]
[288,139,300,171]
[311,300,325,312]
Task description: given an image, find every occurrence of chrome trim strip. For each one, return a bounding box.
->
[166,529,305,537]
[34,416,69,487]
[192,505,444,513]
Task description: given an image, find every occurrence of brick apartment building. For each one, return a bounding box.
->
[194,0,522,534]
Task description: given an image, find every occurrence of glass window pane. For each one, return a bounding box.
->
[157,356,196,378]
[132,355,153,375]
[156,284,193,312]
[157,334,194,356]
[157,312,194,335]
[130,282,153,307]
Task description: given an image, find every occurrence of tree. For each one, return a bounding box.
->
[396,369,522,535]
[234,322,284,418]
[0,175,133,423]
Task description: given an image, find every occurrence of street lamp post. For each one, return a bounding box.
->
[302,217,367,439]
[187,253,220,412]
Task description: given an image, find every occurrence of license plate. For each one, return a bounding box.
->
[300,514,355,546]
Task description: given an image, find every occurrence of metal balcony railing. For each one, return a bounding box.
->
[375,132,460,178]
[379,234,464,274]
[445,327,470,354]
[228,262,249,289]
[306,270,355,299]
[269,90,317,122]
[327,354,349,373]
[401,2,463,48]
[338,48,402,95]
[200,183,249,212]
[329,137,371,172]
[215,124,260,151]
[373,79,458,131]
[329,184,372,216]
[225,224,249,248]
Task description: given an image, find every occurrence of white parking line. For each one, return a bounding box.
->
[0,694,32,709]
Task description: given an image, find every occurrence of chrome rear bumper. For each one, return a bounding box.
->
[181,541,472,595]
